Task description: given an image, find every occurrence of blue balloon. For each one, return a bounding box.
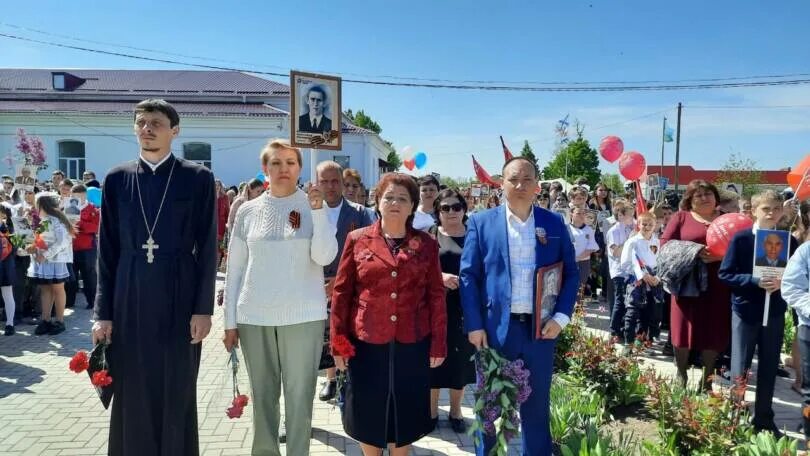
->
[86,187,102,207]
[414,151,428,169]
[256,172,266,183]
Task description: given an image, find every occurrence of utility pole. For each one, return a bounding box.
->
[674,103,682,193]
[660,116,666,176]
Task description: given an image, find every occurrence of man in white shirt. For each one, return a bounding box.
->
[461,157,578,455]
[315,161,374,401]
[412,175,440,231]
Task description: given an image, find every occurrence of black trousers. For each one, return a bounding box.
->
[66,249,98,308]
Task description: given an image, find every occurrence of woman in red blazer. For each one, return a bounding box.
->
[331,172,447,456]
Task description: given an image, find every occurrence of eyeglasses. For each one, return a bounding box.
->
[439,203,464,213]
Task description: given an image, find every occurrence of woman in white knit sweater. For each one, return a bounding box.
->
[222,139,338,456]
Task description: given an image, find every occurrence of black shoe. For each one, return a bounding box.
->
[85,304,94,310]
[449,416,466,433]
[49,321,65,335]
[662,342,674,357]
[279,421,286,443]
[4,325,13,336]
[430,416,439,432]
[34,320,52,335]
[776,364,791,378]
[319,380,337,401]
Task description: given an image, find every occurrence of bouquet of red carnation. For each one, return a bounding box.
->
[225,348,249,419]
[69,341,114,408]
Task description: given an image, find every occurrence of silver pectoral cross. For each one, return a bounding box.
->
[142,237,159,264]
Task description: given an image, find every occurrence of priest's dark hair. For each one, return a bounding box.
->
[134,99,180,128]
[34,192,76,236]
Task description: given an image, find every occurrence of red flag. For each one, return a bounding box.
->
[634,179,647,215]
[500,136,514,162]
[472,155,500,188]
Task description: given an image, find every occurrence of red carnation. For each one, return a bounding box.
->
[91,370,113,387]
[226,405,244,419]
[34,233,47,250]
[69,351,89,373]
[232,394,249,408]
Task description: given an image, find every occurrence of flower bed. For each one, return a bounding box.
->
[549,312,799,455]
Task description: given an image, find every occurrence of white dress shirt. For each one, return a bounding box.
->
[505,205,570,329]
[310,114,323,130]
[140,152,173,171]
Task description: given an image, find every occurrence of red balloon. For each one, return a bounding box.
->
[599,136,624,163]
[787,154,810,201]
[706,213,754,257]
[403,158,416,171]
[618,151,646,181]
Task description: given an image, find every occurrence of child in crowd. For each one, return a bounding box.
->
[65,184,100,310]
[722,190,796,436]
[606,201,635,342]
[569,186,589,209]
[620,212,663,346]
[741,198,753,220]
[569,206,599,301]
[0,204,17,335]
[29,192,75,336]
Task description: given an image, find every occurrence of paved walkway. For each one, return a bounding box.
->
[0,280,805,455]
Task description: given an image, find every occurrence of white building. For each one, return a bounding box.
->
[0,69,393,187]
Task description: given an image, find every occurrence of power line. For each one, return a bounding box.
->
[4,31,810,92]
[4,22,810,87]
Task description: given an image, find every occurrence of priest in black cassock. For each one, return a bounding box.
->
[93,99,217,456]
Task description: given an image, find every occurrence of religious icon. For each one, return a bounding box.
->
[290,71,342,151]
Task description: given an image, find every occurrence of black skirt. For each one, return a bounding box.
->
[343,338,432,448]
[0,252,16,287]
[430,290,475,389]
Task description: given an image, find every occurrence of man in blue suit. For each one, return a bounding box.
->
[460,157,579,455]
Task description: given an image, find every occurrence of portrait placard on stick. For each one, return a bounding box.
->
[290,71,342,151]
[752,229,790,326]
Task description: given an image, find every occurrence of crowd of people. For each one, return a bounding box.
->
[0,169,100,337]
[6,97,810,456]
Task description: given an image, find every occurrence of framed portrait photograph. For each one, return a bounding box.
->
[290,70,342,151]
[647,173,660,189]
[752,229,790,279]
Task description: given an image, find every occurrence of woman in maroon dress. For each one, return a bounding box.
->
[661,180,730,389]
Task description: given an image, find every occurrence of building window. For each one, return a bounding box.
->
[58,141,86,180]
[183,143,211,169]
[334,155,350,169]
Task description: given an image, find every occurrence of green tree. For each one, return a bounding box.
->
[542,135,601,187]
[714,152,763,198]
[600,173,624,194]
[520,140,539,171]
[344,108,400,170]
[440,176,474,189]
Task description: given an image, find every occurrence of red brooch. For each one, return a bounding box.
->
[289,210,301,230]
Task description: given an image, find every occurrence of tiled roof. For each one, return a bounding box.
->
[0,100,287,117]
[0,69,289,95]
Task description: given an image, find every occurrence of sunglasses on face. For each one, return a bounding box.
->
[439,203,464,213]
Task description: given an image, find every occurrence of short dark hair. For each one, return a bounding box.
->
[417,175,440,190]
[307,86,328,104]
[83,170,96,178]
[433,188,468,226]
[374,173,420,230]
[71,183,87,194]
[61,178,74,188]
[134,99,180,127]
[247,178,264,191]
[680,180,721,211]
[502,156,538,178]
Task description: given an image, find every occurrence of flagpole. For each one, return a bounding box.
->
[660,117,666,176]
[674,103,682,193]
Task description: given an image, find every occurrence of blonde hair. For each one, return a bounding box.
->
[750,190,783,209]
[342,168,362,184]
[637,211,656,223]
[259,139,302,167]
